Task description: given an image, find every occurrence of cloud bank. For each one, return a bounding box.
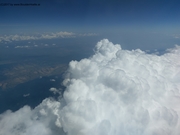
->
[0,32,75,43]
[0,39,180,135]
[0,32,98,43]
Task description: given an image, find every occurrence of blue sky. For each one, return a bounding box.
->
[1,0,180,50]
[1,0,180,32]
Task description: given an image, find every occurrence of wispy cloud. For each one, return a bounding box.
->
[0,32,98,43]
[0,31,75,42]
[172,34,180,39]
[15,45,30,48]
[79,33,98,36]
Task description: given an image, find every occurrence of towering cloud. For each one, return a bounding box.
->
[0,39,180,135]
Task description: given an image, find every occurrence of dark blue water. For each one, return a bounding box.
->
[0,75,65,114]
[0,37,98,114]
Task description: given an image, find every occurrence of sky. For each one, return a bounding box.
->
[0,0,180,32]
[0,0,180,31]
[0,0,180,50]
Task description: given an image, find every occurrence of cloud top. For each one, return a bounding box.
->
[0,39,180,135]
[0,32,75,42]
[0,32,98,43]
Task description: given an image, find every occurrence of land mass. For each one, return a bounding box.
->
[0,62,67,90]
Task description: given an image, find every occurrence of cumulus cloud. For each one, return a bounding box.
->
[49,88,61,95]
[0,39,180,135]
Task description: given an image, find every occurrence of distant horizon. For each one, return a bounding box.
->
[1,0,180,49]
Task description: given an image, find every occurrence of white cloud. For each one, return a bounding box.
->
[15,45,30,48]
[0,31,75,42]
[0,39,180,135]
[79,33,98,36]
[50,79,56,82]
[23,93,30,97]
[173,34,180,39]
[0,32,99,43]
[49,87,61,95]
[0,100,65,135]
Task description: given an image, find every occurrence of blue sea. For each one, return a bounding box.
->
[0,75,65,114]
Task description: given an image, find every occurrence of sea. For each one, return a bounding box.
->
[0,75,65,114]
